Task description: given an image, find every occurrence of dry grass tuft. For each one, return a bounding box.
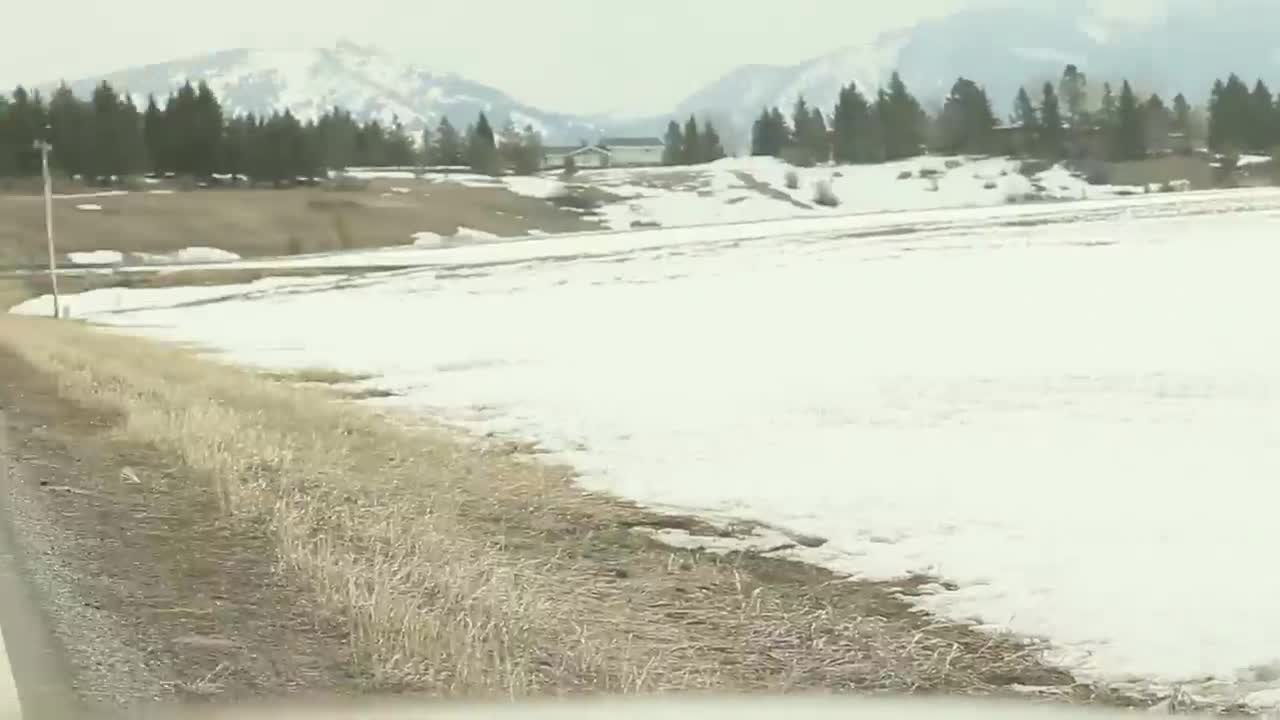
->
[259,368,375,385]
[0,314,1074,701]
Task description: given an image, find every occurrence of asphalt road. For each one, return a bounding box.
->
[0,411,83,719]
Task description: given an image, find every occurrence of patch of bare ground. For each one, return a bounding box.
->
[0,314,1091,713]
[732,171,813,210]
[0,178,598,265]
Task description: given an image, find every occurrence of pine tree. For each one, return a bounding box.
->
[1014,87,1039,132]
[768,107,790,154]
[117,94,147,176]
[831,83,878,163]
[1059,64,1088,127]
[662,120,684,165]
[419,125,433,166]
[192,82,223,177]
[468,113,499,175]
[519,125,544,174]
[682,115,701,164]
[221,115,251,178]
[1248,79,1275,151]
[701,119,727,162]
[880,72,925,160]
[1,88,50,176]
[750,109,769,156]
[1040,82,1064,157]
[937,77,996,154]
[1100,82,1117,128]
[0,95,12,177]
[433,117,463,166]
[48,84,90,178]
[1111,80,1145,161]
[89,82,123,182]
[165,82,199,175]
[384,116,416,166]
[1171,93,1191,134]
[808,107,829,162]
[1209,75,1253,152]
[142,94,166,173]
[1143,94,1173,152]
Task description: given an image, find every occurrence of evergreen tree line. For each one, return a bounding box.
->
[661,115,727,165]
[1207,74,1280,154]
[0,80,545,182]
[749,65,1277,165]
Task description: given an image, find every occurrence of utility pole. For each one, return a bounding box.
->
[33,139,60,319]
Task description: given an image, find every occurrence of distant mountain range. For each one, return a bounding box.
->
[676,0,1280,148]
[36,1,1280,151]
[43,41,606,144]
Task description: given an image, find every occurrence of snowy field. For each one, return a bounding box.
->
[356,155,1174,232]
[13,192,1280,711]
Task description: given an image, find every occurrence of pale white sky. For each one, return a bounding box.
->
[6,0,1174,115]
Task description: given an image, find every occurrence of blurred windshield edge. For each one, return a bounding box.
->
[132,694,1189,720]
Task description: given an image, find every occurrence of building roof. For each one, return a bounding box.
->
[567,145,611,156]
[600,137,664,148]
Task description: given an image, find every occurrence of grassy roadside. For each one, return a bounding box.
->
[0,312,1078,702]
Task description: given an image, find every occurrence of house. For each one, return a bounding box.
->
[541,137,667,170]
[541,145,579,169]
[599,137,665,167]
[566,145,612,169]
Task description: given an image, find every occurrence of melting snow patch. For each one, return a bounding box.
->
[412,232,444,247]
[390,186,411,194]
[76,204,103,211]
[67,250,124,265]
[173,247,241,263]
[135,247,242,264]
[452,227,499,241]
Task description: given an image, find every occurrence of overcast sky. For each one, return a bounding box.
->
[7,0,1174,115]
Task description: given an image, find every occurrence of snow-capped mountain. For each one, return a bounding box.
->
[49,41,605,143]
[677,0,1280,143]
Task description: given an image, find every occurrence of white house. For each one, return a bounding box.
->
[599,137,665,167]
[566,145,611,169]
[541,145,578,169]
[541,137,667,170]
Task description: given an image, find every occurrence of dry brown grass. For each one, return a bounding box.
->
[0,314,1075,701]
[0,179,597,265]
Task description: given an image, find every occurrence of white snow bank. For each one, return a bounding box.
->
[54,190,128,200]
[173,247,241,263]
[412,232,444,247]
[452,227,499,241]
[75,203,103,211]
[67,250,124,265]
[134,247,243,265]
[16,195,1280,711]
[1237,154,1271,167]
[502,175,566,199]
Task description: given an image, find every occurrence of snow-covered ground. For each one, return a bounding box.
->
[386,156,1168,232]
[13,191,1280,711]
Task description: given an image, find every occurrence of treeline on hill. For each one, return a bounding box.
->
[748,65,1280,166]
[0,80,543,184]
